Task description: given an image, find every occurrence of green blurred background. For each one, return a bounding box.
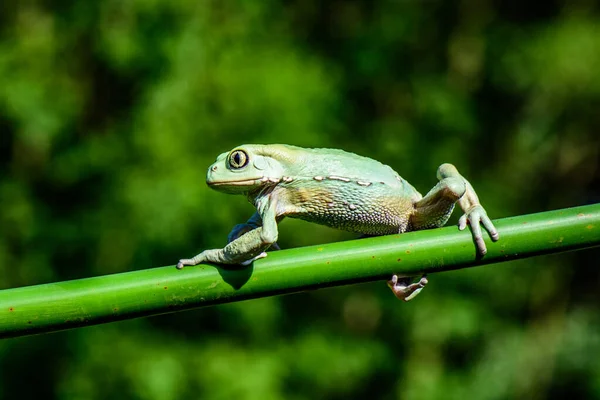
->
[1,0,599,399]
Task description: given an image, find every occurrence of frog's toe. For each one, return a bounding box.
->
[481,215,499,242]
[458,214,468,230]
[176,258,194,269]
[475,236,487,255]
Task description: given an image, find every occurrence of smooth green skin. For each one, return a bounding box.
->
[0,205,598,339]
[177,144,499,300]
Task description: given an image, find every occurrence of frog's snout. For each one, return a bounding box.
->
[206,164,218,184]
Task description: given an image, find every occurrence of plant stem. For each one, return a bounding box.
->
[1,204,599,339]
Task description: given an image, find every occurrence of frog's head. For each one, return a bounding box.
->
[206,144,290,194]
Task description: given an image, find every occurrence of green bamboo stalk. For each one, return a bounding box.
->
[1,204,599,339]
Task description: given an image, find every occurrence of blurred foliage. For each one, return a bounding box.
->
[0,0,599,399]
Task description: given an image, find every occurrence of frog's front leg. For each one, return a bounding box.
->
[226,212,262,243]
[227,212,281,253]
[176,199,279,269]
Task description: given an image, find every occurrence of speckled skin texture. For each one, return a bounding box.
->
[281,178,416,235]
[177,144,499,301]
[263,151,420,235]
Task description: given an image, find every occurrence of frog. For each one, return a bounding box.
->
[176,144,499,301]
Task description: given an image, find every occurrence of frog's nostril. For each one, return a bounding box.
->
[212,165,218,171]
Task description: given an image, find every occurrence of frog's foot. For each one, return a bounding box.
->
[176,249,225,269]
[387,274,428,302]
[458,205,499,255]
[177,252,206,269]
[176,248,269,269]
[240,251,268,266]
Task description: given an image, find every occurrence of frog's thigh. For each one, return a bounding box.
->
[412,177,466,229]
[436,163,462,180]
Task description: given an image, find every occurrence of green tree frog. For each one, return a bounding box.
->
[177,144,499,301]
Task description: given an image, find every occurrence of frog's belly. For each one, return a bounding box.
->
[287,190,415,236]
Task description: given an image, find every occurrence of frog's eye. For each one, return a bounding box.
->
[228,150,249,169]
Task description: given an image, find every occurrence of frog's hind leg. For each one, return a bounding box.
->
[386,170,466,302]
[415,163,499,254]
[411,173,466,230]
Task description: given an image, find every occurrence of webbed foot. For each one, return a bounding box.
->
[387,274,428,302]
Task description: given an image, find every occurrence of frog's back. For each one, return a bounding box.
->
[272,144,405,187]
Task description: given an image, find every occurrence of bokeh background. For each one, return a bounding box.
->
[1,0,600,399]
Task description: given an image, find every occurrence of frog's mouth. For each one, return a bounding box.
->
[209,179,259,186]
